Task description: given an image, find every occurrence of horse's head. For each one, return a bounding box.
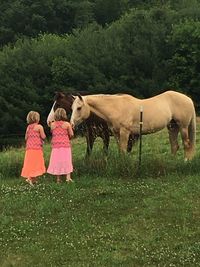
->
[70,94,90,127]
[47,91,75,126]
[54,91,74,113]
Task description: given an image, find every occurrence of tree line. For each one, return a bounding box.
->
[0,0,158,47]
[0,0,200,141]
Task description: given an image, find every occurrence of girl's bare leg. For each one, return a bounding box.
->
[66,173,73,182]
[32,177,38,184]
[26,177,34,186]
[56,175,61,183]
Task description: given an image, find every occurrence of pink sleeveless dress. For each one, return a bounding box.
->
[21,123,46,178]
[47,121,73,175]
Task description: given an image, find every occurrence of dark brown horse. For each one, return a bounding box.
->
[47,92,136,156]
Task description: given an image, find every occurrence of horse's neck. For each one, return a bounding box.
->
[85,96,110,121]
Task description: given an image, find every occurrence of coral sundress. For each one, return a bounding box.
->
[21,123,46,178]
[47,121,73,175]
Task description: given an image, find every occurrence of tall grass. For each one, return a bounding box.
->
[1,127,199,180]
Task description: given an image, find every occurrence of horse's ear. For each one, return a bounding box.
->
[77,93,83,101]
[54,91,65,100]
[65,92,71,97]
[71,95,76,100]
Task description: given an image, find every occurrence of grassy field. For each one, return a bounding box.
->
[0,125,200,267]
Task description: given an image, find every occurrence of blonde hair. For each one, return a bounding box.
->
[54,108,67,121]
[26,111,40,124]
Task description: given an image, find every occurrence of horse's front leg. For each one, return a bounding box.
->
[111,128,120,147]
[119,128,130,153]
[85,128,95,157]
[101,128,110,153]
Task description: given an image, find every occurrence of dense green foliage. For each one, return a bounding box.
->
[0,0,146,46]
[0,0,200,139]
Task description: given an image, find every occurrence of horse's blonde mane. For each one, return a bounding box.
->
[84,93,128,98]
[84,94,130,103]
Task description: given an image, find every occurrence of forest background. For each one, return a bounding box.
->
[0,0,200,144]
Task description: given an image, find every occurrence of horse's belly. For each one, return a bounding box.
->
[142,125,165,134]
[130,120,169,135]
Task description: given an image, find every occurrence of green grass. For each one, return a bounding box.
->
[0,127,200,266]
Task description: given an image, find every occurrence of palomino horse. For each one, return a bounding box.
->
[70,91,196,160]
[47,92,136,156]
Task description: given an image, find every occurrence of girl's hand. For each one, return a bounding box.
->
[48,120,54,127]
[71,122,75,129]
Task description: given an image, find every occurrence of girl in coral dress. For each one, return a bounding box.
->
[21,111,46,186]
[47,108,74,183]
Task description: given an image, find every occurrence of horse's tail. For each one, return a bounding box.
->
[188,106,196,157]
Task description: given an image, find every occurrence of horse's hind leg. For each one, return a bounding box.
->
[180,127,191,161]
[167,122,179,155]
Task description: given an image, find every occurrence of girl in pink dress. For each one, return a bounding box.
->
[21,111,46,186]
[47,108,74,183]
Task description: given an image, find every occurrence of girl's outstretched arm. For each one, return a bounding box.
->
[67,123,74,139]
[25,128,28,141]
[62,122,74,138]
[39,125,46,139]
